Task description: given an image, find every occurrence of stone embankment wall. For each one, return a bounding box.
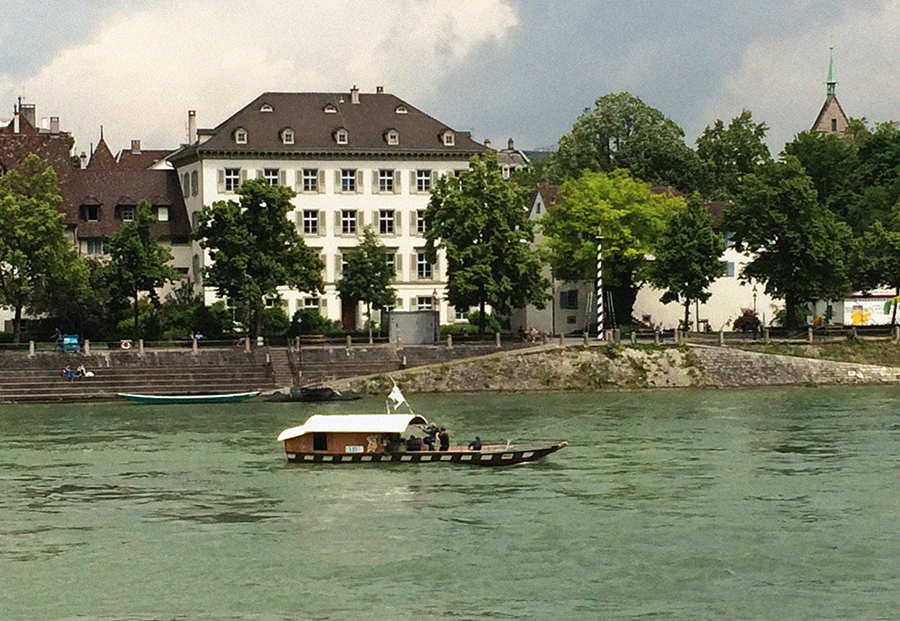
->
[690,345,900,387]
[337,343,900,394]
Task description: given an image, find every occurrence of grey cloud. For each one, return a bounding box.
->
[423,0,888,150]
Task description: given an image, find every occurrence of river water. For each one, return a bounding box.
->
[1,387,899,620]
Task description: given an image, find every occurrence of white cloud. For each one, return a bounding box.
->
[4,0,518,153]
[696,0,900,153]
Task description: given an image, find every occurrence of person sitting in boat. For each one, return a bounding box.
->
[406,435,422,451]
[468,436,482,451]
[438,427,450,451]
[422,423,439,450]
[384,434,403,453]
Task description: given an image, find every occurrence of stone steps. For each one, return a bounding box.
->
[0,349,277,403]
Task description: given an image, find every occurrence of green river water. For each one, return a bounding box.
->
[1,386,899,620]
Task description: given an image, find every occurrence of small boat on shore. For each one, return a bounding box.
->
[265,386,360,402]
[276,386,566,466]
[118,391,260,404]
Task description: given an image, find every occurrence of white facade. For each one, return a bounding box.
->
[170,90,485,328]
[181,156,470,324]
[634,246,777,332]
[518,185,779,335]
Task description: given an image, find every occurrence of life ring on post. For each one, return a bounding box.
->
[120,339,132,350]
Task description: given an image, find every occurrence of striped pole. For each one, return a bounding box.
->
[596,227,604,340]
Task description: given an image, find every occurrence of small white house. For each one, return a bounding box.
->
[516,184,777,335]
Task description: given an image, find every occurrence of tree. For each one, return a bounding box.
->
[103,200,180,339]
[337,227,396,341]
[551,92,703,192]
[696,110,771,199]
[540,169,685,328]
[782,130,858,218]
[195,178,324,339]
[0,154,87,342]
[854,212,900,323]
[726,157,852,330]
[647,195,725,329]
[425,153,548,334]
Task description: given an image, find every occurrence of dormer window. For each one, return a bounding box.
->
[441,130,455,147]
[385,129,400,145]
[281,128,295,145]
[324,103,338,114]
[234,128,248,144]
[334,128,349,145]
[395,105,408,114]
[260,103,273,112]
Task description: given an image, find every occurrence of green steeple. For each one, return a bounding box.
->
[826,46,836,98]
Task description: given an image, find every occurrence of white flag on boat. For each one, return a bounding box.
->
[388,384,406,410]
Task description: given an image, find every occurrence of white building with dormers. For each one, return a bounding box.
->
[168,87,487,329]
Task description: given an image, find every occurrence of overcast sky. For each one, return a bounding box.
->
[2,0,898,159]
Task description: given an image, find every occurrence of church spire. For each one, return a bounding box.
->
[826,46,836,98]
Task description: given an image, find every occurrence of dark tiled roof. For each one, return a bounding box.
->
[117,148,173,170]
[172,90,486,162]
[536,184,559,209]
[70,167,190,242]
[85,138,118,171]
[1,115,189,243]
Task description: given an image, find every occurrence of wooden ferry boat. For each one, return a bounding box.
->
[276,413,567,466]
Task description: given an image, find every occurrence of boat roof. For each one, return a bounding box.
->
[277,413,429,442]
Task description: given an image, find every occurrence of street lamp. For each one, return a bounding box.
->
[752,284,758,313]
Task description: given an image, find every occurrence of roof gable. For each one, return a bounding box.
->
[812,96,850,135]
[86,138,119,171]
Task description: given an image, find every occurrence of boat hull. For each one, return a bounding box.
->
[284,442,567,466]
[118,391,260,404]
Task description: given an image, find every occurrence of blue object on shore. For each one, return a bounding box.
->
[59,335,80,352]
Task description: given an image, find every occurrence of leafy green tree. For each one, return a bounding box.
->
[103,200,180,339]
[647,195,725,329]
[425,153,548,334]
[337,227,396,341]
[782,130,859,218]
[696,110,771,199]
[195,178,324,339]
[854,212,900,323]
[551,92,702,192]
[540,169,685,328]
[0,154,88,342]
[726,157,852,330]
[289,307,339,336]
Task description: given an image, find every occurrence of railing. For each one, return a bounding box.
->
[8,325,898,356]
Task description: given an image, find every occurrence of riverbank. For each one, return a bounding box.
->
[337,341,900,394]
[4,339,900,402]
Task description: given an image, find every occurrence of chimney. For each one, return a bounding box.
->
[187,110,197,144]
[20,103,36,128]
[350,85,360,104]
[131,140,142,153]
[50,116,60,133]
[79,152,87,169]
[376,86,384,94]
[507,138,515,150]
[484,139,492,148]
